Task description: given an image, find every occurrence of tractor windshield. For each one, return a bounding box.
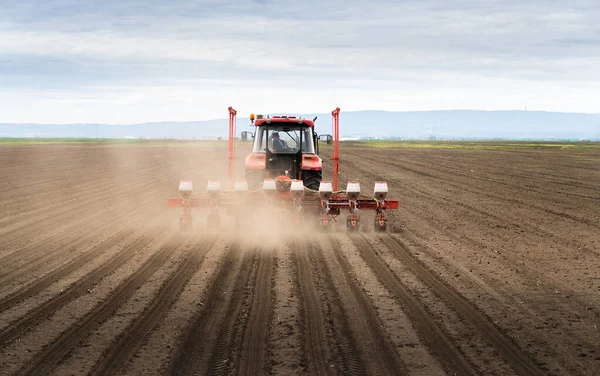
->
[252,126,315,154]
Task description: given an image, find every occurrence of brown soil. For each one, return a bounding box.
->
[0,142,598,376]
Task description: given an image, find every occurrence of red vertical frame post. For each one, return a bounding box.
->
[228,106,237,190]
[331,107,340,192]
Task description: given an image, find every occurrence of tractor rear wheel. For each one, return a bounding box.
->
[302,169,322,191]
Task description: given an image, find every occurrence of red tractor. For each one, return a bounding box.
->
[243,113,329,190]
[168,107,398,232]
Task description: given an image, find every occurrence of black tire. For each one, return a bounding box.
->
[302,169,322,191]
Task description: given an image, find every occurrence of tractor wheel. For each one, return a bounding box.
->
[302,169,322,191]
[245,169,265,190]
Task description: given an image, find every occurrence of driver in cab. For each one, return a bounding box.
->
[271,132,290,152]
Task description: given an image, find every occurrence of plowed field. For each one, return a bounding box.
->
[0,142,598,375]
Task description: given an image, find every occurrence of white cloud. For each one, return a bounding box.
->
[0,0,599,122]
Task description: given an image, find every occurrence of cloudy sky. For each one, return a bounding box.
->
[0,0,599,123]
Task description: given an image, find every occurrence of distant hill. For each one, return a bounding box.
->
[1,110,598,141]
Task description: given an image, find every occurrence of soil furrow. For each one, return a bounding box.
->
[0,191,162,269]
[360,149,600,195]
[308,240,365,376]
[205,249,262,376]
[236,250,275,375]
[169,245,253,376]
[317,236,409,376]
[380,234,546,376]
[414,152,600,193]
[89,237,217,376]
[16,234,182,375]
[357,151,600,229]
[0,149,205,256]
[399,181,599,257]
[352,234,478,375]
[294,239,335,375]
[267,243,305,375]
[0,157,169,215]
[0,225,165,346]
[0,227,133,313]
[1,143,597,376]
[0,171,163,239]
[398,226,599,374]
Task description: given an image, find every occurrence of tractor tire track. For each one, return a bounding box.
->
[379,234,546,376]
[294,239,336,375]
[307,239,365,376]
[0,225,164,346]
[315,236,408,376]
[169,245,254,376]
[16,234,182,376]
[351,234,478,375]
[202,250,257,376]
[267,245,305,375]
[89,237,217,376]
[236,250,275,376]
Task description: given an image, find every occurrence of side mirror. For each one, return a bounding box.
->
[241,131,254,141]
[319,134,333,145]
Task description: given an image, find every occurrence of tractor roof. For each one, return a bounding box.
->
[254,115,315,127]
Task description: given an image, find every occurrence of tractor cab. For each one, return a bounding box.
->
[253,126,316,154]
[245,115,323,190]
